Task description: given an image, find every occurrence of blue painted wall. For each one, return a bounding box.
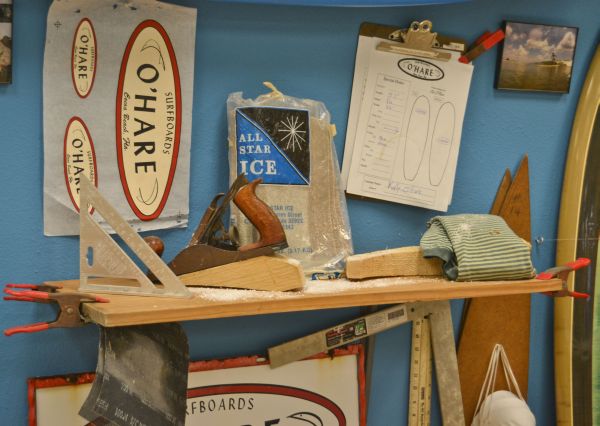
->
[0,0,598,424]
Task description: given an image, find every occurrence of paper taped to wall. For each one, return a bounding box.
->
[43,0,196,235]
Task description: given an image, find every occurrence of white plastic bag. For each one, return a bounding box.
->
[472,344,535,426]
[227,83,353,276]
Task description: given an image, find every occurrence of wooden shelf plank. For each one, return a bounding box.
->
[49,277,562,327]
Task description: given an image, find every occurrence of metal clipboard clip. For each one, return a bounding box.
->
[376,20,453,62]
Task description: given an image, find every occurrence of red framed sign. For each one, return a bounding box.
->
[28,346,366,426]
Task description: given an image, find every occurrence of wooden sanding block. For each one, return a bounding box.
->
[346,246,442,279]
[179,255,304,292]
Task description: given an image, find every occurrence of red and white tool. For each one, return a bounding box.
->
[536,258,591,299]
[3,283,108,336]
[459,29,505,64]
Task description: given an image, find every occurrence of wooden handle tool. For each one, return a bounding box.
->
[143,236,164,257]
[233,178,287,252]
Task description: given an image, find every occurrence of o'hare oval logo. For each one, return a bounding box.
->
[187,384,347,425]
[398,58,444,81]
[64,117,98,213]
[71,18,97,98]
[116,20,181,221]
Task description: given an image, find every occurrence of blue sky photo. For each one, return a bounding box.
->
[502,22,577,63]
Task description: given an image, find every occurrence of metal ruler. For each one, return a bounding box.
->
[409,318,432,426]
[268,301,465,425]
[78,176,191,298]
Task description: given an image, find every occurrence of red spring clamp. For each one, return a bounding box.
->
[536,258,591,298]
[3,283,109,336]
[459,29,505,64]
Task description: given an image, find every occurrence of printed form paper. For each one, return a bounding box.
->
[345,49,473,211]
[340,34,377,188]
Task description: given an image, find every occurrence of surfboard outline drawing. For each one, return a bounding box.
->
[403,95,430,181]
[428,102,456,187]
[555,44,600,426]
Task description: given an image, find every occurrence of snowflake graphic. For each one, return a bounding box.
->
[278,116,307,152]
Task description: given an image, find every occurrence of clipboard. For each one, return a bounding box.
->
[341,21,465,187]
[366,20,466,60]
[341,21,473,211]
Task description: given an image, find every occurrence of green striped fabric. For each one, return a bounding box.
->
[420,214,535,281]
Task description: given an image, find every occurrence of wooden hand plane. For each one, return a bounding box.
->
[147,175,304,291]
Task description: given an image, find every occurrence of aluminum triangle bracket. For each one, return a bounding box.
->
[78,176,192,298]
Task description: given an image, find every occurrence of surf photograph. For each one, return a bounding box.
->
[0,0,11,84]
[496,21,578,93]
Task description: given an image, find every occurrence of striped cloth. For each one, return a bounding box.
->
[420,214,535,281]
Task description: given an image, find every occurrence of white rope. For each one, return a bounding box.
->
[473,343,526,423]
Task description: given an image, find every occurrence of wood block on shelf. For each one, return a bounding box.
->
[179,255,304,292]
[345,246,442,280]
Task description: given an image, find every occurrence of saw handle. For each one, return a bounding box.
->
[234,178,287,252]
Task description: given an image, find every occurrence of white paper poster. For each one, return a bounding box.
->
[344,47,473,211]
[31,349,365,426]
[43,0,196,235]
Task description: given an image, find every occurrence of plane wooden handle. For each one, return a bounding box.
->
[233,179,287,252]
[143,236,164,257]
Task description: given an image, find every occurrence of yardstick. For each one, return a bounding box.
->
[409,317,432,426]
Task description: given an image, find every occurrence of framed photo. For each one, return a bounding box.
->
[0,0,11,84]
[28,346,366,426]
[496,21,578,93]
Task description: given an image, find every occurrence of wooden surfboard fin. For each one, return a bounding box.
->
[498,155,531,241]
[458,155,532,424]
[460,167,514,332]
[460,166,514,335]
[491,168,512,215]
